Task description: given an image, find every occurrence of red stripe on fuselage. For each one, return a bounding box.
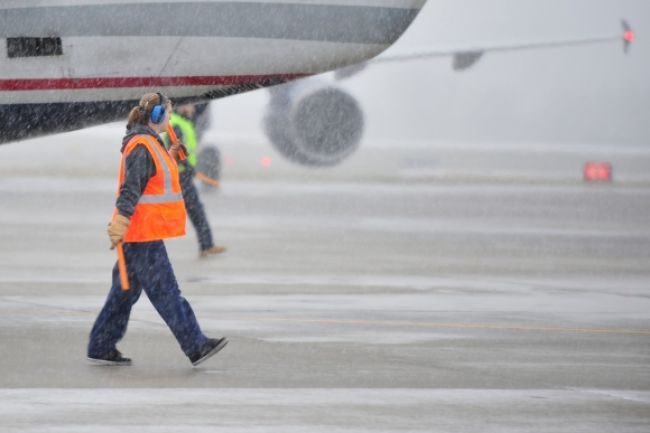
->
[0,74,307,91]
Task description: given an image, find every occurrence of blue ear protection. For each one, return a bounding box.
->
[150,93,166,124]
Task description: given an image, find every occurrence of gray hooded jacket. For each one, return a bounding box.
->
[115,125,167,218]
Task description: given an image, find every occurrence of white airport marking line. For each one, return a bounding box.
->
[235,316,650,337]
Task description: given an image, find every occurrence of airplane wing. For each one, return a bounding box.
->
[335,19,634,79]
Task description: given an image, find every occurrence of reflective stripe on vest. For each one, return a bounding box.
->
[136,136,183,203]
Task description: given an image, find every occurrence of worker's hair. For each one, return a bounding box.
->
[126,93,171,130]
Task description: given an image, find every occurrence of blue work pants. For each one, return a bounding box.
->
[180,169,214,251]
[87,241,207,358]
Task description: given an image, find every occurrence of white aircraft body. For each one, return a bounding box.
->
[0,0,426,143]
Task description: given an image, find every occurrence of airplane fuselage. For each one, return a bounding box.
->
[0,0,425,143]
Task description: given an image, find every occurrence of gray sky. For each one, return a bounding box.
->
[213,0,649,147]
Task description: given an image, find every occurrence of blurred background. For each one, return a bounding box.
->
[190,0,650,183]
[213,0,649,147]
[1,0,648,182]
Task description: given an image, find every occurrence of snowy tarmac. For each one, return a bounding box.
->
[1,129,650,432]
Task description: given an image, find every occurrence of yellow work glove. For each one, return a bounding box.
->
[107,214,130,249]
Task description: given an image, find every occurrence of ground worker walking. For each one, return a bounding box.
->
[87,92,227,366]
[166,104,226,257]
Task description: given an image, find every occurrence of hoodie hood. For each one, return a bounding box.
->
[121,125,164,153]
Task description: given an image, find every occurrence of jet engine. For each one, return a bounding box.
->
[264,80,364,167]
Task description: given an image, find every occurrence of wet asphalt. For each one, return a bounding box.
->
[1,161,649,431]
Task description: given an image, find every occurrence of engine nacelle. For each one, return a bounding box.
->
[264,80,364,167]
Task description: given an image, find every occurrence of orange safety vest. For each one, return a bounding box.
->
[116,134,186,242]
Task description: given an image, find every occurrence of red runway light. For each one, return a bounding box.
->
[260,156,273,168]
[583,162,612,182]
[624,30,635,43]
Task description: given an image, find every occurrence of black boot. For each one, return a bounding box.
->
[87,349,132,366]
[189,337,228,366]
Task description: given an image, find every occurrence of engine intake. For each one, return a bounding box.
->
[264,81,364,167]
